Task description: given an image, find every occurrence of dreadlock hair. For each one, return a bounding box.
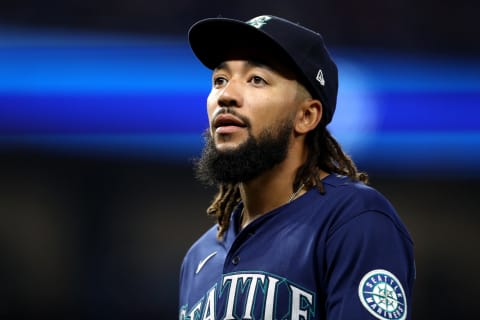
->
[206,125,368,240]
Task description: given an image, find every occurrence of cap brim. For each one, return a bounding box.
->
[188,18,294,71]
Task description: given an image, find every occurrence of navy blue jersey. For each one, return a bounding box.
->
[179,175,415,320]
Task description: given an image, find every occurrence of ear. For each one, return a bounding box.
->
[294,99,323,135]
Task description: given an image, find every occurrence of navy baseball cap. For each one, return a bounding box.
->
[188,15,339,125]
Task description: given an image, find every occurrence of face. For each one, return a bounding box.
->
[207,60,302,151]
[194,60,306,185]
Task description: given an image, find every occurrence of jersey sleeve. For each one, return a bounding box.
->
[322,210,415,320]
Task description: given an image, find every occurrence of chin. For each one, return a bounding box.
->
[214,141,242,153]
[214,135,246,151]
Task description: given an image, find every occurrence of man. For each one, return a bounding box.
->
[179,15,415,320]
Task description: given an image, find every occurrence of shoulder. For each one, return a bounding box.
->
[318,175,412,242]
[323,174,391,209]
[180,225,220,273]
[182,225,219,263]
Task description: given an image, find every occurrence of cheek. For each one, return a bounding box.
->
[248,111,275,136]
[206,92,217,124]
[254,109,296,136]
[246,97,289,126]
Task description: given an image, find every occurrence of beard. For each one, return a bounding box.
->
[194,118,294,185]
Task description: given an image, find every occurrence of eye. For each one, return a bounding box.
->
[213,76,228,88]
[249,75,267,86]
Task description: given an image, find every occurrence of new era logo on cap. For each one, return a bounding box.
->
[316,69,325,86]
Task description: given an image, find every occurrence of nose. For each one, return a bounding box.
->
[217,80,242,108]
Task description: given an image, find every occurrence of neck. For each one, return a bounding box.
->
[239,141,308,228]
[237,135,331,228]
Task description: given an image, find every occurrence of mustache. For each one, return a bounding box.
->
[211,107,252,128]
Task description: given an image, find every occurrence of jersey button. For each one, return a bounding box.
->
[232,256,240,265]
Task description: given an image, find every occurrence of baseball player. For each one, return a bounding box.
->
[179,15,415,320]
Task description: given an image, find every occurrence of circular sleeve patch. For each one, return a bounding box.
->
[358,269,407,320]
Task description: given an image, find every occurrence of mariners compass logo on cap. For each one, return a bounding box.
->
[246,15,272,28]
[358,269,407,320]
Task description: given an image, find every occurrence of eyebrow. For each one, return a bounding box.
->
[214,60,275,73]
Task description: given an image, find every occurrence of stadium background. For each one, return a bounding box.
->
[0,1,479,319]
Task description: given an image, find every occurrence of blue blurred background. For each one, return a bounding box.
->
[0,1,479,319]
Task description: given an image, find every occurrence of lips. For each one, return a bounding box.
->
[213,114,247,129]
